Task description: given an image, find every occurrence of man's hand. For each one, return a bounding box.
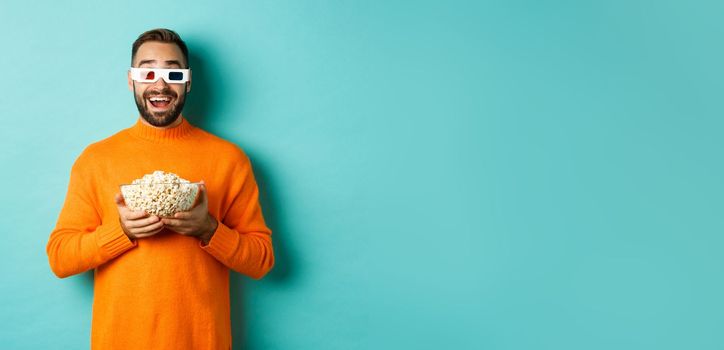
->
[115,193,164,241]
[161,181,218,245]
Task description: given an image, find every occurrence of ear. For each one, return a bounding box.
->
[127,70,134,92]
[186,69,192,93]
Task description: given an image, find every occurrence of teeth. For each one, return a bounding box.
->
[149,96,171,102]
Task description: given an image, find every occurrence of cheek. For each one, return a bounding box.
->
[173,86,186,97]
[134,85,148,99]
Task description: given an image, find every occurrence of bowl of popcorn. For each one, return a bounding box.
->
[120,171,200,217]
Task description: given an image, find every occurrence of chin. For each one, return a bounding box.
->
[143,113,180,127]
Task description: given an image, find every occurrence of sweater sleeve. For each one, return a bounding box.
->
[200,151,274,279]
[46,153,137,278]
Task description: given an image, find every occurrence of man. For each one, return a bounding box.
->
[46,28,274,349]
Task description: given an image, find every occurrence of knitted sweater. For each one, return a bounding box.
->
[46,117,274,349]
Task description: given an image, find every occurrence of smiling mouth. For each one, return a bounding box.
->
[148,95,174,109]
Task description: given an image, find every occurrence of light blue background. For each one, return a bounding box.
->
[1,1,722,349]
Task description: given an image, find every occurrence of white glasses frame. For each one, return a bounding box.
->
[129,67,191,84]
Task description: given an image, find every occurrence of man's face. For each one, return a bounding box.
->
[128,42,191,127]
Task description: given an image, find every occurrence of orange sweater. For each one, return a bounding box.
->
[46,117,274,349]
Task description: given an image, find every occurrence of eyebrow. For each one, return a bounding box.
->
[137,59,184,68]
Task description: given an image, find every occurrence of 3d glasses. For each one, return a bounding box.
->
[130,67,190,84]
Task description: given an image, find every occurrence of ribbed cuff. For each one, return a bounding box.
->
[200,222,239,260]
[96,224,137,258]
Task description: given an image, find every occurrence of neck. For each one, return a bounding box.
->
[139,114,184,129]
[128,114,195,143]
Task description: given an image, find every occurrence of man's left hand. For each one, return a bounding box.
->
[162,181,218,245]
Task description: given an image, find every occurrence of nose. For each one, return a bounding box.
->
[152,76,169,88]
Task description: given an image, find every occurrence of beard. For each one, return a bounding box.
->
[133,85,187,127]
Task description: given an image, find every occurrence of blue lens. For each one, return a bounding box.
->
[168,72,184,81]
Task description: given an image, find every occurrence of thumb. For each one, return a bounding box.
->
[196,181,207,204]
[115,193,126,207]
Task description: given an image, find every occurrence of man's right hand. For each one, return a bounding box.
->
[115,193,164,241]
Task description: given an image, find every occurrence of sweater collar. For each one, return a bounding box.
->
[128,116,195,143]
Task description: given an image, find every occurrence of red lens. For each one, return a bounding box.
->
[144,71,155,80]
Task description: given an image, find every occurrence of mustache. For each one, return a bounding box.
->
[143,89,178,99]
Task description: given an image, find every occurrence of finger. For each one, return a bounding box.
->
[130,224,165,238]
[174,211,192,219]
[133,220,164,234]
[162,218,184,227]
[123,210,150,221]
[126,215,160,229]
[116,194,151,220]
[133,228,163,239]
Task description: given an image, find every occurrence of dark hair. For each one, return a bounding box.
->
[131,28,189,68]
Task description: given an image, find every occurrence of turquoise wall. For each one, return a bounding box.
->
[1,1,722,349]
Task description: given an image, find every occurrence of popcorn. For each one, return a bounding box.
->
[120,171,199,217]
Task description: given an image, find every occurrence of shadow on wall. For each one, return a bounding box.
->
[230,157,297,349]
[184,43,219,129]
[186,41,297,349]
